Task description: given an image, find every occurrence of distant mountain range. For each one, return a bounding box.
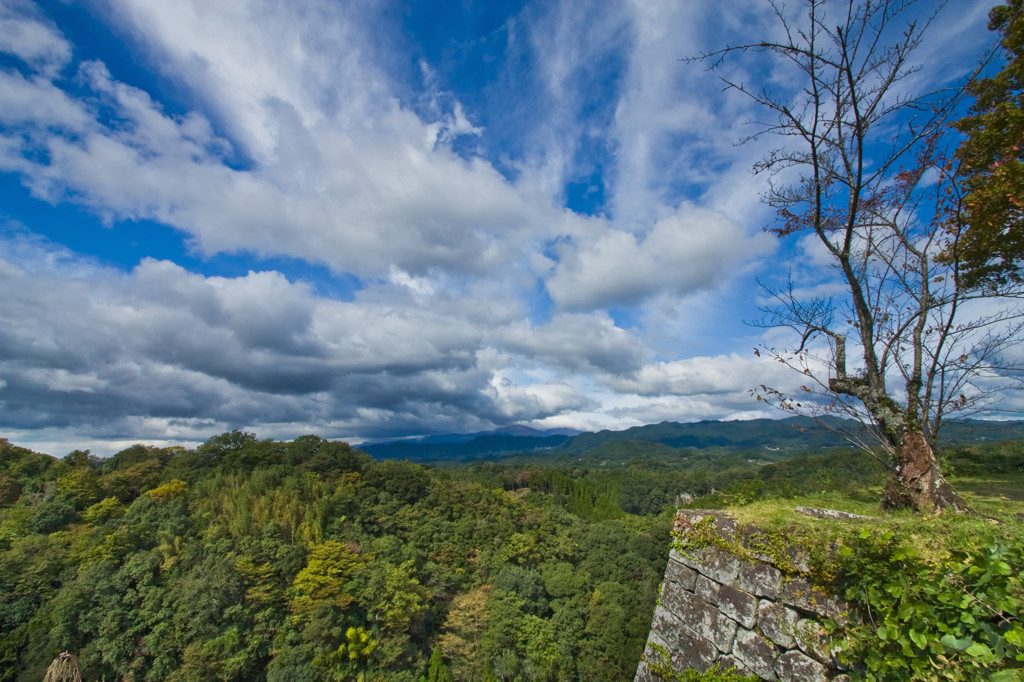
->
[358,425,580,461]
[358,417,1024,462]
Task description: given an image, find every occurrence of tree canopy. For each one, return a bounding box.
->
[0,434,672,681]
[953,0,1024,289]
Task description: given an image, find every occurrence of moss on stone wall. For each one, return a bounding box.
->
[639,503,1024,681]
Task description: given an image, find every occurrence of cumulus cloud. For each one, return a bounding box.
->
[0,0,781,298]
[500,313,651,375]
[0,69,89,129]
[546,204,774,309]
[0,228,804,454]
[0,234,677,450]
[605,353,801,397]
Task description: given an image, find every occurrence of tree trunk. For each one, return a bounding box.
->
[882,431,970,513]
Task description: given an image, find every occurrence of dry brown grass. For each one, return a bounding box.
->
[43,652,81,682]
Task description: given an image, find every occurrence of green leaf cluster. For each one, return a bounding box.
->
[953,0,1024,288]
[825,525,1024,680]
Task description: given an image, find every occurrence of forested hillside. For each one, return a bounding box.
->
[2,431,1021,680]
[0,434,669,681]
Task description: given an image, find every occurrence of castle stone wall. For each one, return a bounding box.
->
[635,510,854,682]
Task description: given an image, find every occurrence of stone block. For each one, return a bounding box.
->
[648,631,670,652]
[668,547,688,566]
[663,581,737,653]
[782,578,846,620]
[660,582,707,626]
[775,650,828,682]
[733,628,780,681]
[712,619,740,656]
[740,527,811,572]
[673,545,743,584]
[715,655,750,678]
[715,518,739,541]
[735,560,784,599]
[712,610,737,655]
[636,634,672,682]
[695,575,720,604]
[650,605,683,650]
[644,619,718,674]
[759,601,800,649]
[675,510,739,541]
[781,576,816,610]
[795,506,874,521]
[714,582,759,629]
[670,627,720,674]
[665,557,699,592]
[796,618,833,664]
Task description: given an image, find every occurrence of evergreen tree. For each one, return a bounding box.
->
[953,0,1024,288]
[425,645,453,682]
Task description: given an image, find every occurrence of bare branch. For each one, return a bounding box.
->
[706,0,1014,510]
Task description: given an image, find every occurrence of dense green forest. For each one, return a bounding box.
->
[2,431,1021,680]
[1,433,673,681]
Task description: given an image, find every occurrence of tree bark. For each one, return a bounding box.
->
[883,431,970,513]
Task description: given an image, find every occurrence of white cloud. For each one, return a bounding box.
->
[5,0,997,455]
[500,312,651,375]
[0,70,89,129]
[0,3,71,77]
[1,68,563,278]
[515,0,633,202]
[605,353,800,397]
[0,0,783,296]
[546,204,774,309]
[103,0,375,160]
[0,229,807,450]
[23,44,583,288]
[606,2,779,229]
[0,236,584,440]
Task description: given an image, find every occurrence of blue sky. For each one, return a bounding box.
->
[0,0,1002,455]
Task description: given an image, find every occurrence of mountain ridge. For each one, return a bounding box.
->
[358,416,1024,462]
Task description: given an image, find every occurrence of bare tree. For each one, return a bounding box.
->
[695,0,1024,511]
